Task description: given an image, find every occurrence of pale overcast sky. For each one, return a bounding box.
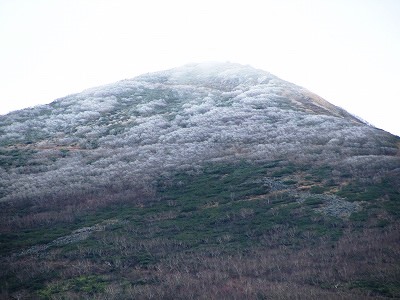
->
[0,0,399,136]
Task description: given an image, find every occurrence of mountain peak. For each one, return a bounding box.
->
[169,61,269,77]
[136,61,276,87]
[133,62,360,122]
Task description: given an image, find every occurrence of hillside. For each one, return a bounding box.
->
[1,62,399,299]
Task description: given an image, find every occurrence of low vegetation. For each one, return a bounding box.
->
[1,161,399,299]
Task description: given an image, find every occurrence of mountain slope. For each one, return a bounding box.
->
[1,62,399,299]
[0,62,396,203]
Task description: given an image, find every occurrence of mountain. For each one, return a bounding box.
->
[1,62,399,299]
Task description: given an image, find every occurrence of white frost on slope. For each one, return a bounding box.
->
[0,63,398,203]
